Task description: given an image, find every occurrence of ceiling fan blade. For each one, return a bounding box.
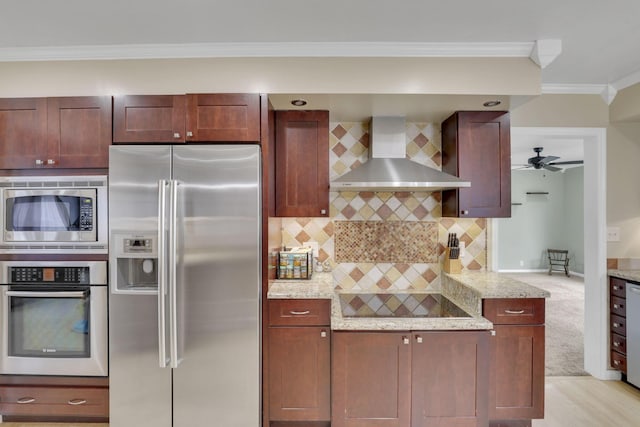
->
[548,160,584,165]
[542,164,561,172]
[539,155,560,164]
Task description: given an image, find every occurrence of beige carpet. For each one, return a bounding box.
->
[504,272,587,376]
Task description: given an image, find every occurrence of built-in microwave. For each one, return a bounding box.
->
[0,176,108,254]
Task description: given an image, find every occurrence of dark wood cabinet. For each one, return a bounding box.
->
[48,97,111,168]
[0,96,111,169]
[268,299,331,423]
[609,276,627,373]
[483,298,545,422]
[113,93,260,144]
[332,330,488,427]
[274,110,329,217]
[441,111,511,218]
[0,376,108,422]
[0,97,48,169]
[411,331,489,427]
[113,95,186,143]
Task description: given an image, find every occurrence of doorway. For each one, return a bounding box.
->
[492,126,615,380]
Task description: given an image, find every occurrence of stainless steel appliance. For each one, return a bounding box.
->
[0,175,108,254]
[0,260,108,376]
[108,145,261,427]
[627,282,640,387]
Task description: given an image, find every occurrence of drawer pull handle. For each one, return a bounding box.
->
[614,323,622,328]
[614,360,621,366]
[289,310,311,315]
[614,286,621,290]
[614,341,621,347]
[17,397,36,404]
[504,309,525,314]
[68,399,87,405]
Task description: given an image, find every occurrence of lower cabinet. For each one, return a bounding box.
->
[332,330,489,427]
[483,298,545,423]
[268,299,331,424]
[0,376,109,421]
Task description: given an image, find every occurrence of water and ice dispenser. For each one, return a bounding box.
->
[112,232,158,294]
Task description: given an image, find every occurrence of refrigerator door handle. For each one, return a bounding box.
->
[169,179,180,369]
[157,179,169,368]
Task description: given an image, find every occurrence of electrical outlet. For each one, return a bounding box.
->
[607,227,621,242]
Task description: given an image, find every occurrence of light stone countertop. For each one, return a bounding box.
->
[442,271,550,314]
[267,272,493,331]
[267,272,334,299]
[608,269,640,283]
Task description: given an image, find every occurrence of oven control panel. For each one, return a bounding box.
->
[9,266,90,284]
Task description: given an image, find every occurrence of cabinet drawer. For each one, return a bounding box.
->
[611,296,627,317]
[269,299,331,326]
[611,314,626,336]
[482,298,545,325]
[611,333,627,355]
[610,277,627,298]
[0,386,108,418]
[611,351,627,373]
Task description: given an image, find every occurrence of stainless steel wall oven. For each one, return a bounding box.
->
[0,175,108,254]
[0,260,107,376]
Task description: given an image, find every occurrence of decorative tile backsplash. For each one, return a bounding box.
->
[335,221,438,263]
[275,121,488,292]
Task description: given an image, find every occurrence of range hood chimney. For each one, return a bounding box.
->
[330,116,470,192]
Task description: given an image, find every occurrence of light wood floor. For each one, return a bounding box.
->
[2,377,640,426]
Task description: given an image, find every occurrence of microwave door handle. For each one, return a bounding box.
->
[169,179,180,369]
[157,179,169,368]
[6,291,87,298]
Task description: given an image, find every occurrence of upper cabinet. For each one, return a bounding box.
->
[441,111,511,218]
[113,93,260,144]
[0,96,111,169]
[274,110,329,217]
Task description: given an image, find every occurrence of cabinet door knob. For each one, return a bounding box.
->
[173,132,181,139]
[415,336,423,344]
[614,323,621,328]
[47,159,56,165]
[35,159,44,166]
[461,210,469,215]
[613,285,621,290]
[17,397,36,404]
[186,131,194,138]
[614,341,620,347]
[614,360,621,366]
[320,209,327,215]
[402,336,409,345]
[320,330,327,338]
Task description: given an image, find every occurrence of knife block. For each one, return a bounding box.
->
[443,248,462,274]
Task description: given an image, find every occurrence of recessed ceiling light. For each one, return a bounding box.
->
[291,99,307,107]
[483,100,501,107]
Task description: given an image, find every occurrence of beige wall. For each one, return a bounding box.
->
[510,94,609,128]
[610,82,640,122]
[0,57,540,97]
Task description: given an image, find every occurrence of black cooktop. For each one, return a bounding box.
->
[338,293,471,318]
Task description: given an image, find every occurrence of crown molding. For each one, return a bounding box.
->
[611,68,640,92]
[529,39,562,69]
[0,41,536,62]
[541,83,619,105]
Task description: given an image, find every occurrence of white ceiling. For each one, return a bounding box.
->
[1,0,640,89]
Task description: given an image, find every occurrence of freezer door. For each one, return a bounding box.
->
[108,146,172,427]
[171,145,261,427]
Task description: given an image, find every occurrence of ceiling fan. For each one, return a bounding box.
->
[521,147,584,172]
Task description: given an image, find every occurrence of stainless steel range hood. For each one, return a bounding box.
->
[330,116,471,192]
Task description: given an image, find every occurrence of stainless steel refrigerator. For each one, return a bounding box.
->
[108,145,261,427]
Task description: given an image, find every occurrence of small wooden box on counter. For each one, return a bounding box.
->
[443,248,461,274]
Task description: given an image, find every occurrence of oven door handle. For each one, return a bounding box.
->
[5,291,87,298]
